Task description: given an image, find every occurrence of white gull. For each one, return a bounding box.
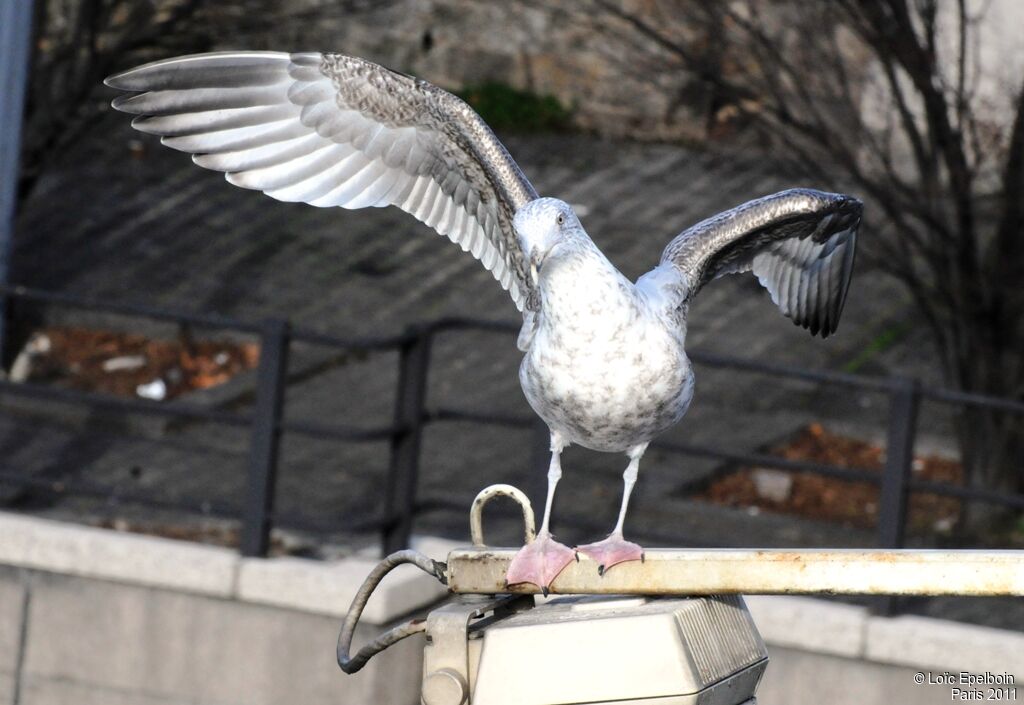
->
[106,51,861,589]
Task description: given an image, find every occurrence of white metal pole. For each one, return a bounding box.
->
[445,547,1024,596]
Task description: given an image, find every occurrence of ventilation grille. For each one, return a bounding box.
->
[674,595,767,685]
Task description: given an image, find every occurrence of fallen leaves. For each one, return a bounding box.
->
[19,326,259,400]
[697,423,963,532]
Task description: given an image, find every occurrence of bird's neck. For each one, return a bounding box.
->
[538,242,636,323]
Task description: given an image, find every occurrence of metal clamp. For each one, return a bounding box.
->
[469,484,536,547]
[421,594,534,705]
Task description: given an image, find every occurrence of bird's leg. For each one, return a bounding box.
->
[576,443,647,575]
[506,432,575,591]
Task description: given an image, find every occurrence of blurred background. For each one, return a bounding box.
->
[1,1,1023,702]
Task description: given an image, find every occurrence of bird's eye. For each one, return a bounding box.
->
[556,214,565,225]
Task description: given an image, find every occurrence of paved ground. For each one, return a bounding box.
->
[6,113,1009,627]
[7,113,928,528]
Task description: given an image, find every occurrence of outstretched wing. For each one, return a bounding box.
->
[660,188,861,337]
[105,52,539,311]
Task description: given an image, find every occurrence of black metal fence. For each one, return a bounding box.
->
[1,283,1023,559]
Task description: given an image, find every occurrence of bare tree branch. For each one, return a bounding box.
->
[564,0,1024,502]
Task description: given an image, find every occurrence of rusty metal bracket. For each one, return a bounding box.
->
[469,483,535,547]
[421,594,532,705]
[448,484,1024,597]
[445,545,1024,596]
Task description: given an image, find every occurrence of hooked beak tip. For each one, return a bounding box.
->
[528,248,543,285]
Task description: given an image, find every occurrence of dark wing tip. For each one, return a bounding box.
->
[798,311,836,339]
[789,189,860,339]
[780,187,863,216]
[796,313,839,339]
[815,319,837,338]
[836,194,864,220]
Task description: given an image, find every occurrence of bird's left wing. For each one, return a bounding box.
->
[658,188,861,337]
[105,51,539,311]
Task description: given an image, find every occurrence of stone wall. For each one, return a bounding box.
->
[1,512,1022,705]
[188,0,712,141]
[0,512,451,705]
[36,0,1024,147]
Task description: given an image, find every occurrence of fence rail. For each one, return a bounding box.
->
[0,284,1023,562]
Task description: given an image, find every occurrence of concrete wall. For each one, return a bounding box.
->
[0,513,450,705]
[0,512,1021,705]
[750,595,1024,705]
[1,567,426,705]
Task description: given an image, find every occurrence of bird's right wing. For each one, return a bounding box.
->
[658,188,861,337]
[105,51,539,311]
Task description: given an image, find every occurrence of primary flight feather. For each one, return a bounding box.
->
[107,51,861,590]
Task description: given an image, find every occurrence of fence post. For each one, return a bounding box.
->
[0,0,35,368]
[876,376,920,615]
[382,327,432,555]
[241,318,290,557]
[878,376,920,548]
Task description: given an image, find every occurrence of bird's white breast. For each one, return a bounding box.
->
[519,246,694,452]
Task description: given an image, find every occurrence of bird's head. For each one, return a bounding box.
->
[514,198,583,285]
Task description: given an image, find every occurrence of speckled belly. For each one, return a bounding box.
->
[519,326,694,453]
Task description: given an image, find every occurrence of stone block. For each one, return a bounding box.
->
[237,554,447,623]
[22,573,422,705]
[745,595,867,658]
[17,677,200,705]
[758,645,930,705]
[866,614,1024,674]
[0,513,237,597]
[0,567,26,676]
[0,672,14,705]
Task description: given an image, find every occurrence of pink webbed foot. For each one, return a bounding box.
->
[506,531,575,593]
[575,533,644,576]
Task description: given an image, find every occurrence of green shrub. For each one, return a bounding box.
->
[458,83,571,133]
[841,323,911,373]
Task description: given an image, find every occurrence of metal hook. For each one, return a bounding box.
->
[469,484,536,547]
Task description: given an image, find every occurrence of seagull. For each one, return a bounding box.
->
[106,51,861,590]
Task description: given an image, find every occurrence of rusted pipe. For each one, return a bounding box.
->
[445,547,1024,596]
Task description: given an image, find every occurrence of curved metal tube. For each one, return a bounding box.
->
[337,549,447,674]
[470,483,536,547]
